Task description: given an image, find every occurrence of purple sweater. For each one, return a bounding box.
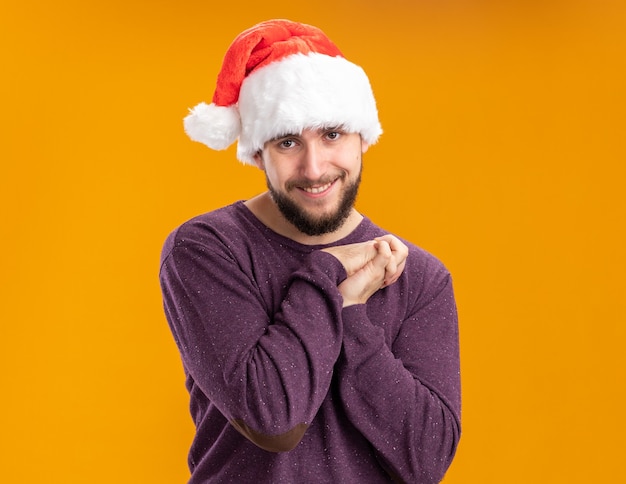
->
[159,201,461,483]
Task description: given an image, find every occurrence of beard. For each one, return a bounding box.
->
[266,168,362,237]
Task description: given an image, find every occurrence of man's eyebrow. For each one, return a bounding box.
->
[319,125,345,133]
[269,126,345,142]
[269,133,299,142]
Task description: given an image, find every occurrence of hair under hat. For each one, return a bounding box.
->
[184,19,382,165]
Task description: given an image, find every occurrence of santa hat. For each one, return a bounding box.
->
[184,19,382,165]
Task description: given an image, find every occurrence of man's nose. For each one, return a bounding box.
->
[300,143,327,180]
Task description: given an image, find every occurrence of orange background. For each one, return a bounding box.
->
[1,1,625,482]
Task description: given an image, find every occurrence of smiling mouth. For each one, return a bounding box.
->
[301,180,334,194]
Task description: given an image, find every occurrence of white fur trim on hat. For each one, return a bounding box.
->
[184,102,241,151]
[235,53,382,164]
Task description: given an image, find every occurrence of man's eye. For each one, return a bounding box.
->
[326,131,341,140]
[279,139,295,148]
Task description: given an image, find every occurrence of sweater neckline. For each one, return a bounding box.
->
[233,200,372,252]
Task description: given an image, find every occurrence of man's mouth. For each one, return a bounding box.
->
[301,181,334,194]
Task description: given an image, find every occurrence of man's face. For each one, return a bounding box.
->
[254,128,368,236]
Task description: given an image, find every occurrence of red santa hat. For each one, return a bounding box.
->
[183,19,382,164]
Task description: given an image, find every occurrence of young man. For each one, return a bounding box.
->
[160,19,461,483]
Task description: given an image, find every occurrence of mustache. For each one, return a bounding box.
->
[285,172,347,191]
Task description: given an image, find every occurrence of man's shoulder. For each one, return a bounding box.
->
[160,201,256,260]
[173,201,250,236]
[363,219,444,262]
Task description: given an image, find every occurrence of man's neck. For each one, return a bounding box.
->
[244,192,363,245]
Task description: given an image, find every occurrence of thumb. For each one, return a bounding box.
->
[371,240,392,272]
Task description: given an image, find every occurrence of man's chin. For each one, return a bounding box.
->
[267,172,361,236]
[279,201,349,236]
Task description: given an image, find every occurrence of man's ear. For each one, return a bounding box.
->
[253,151,265,169]
[361,141,369,154]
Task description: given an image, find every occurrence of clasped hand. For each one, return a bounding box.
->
[321,235,408,307]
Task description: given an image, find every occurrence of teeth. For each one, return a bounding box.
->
[303,182,332,194]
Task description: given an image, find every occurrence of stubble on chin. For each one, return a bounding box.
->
[266,170,361,237]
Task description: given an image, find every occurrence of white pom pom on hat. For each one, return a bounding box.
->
[184,19,382,165]
[184,102,241,150]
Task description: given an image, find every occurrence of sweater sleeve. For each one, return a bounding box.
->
[337,265,461,483]
[160,236,347,452]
